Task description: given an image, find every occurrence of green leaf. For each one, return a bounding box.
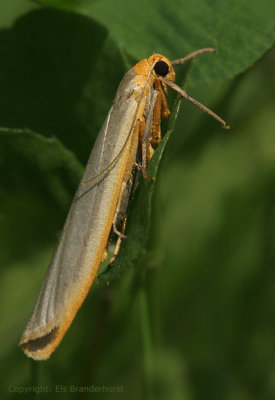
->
[0,8,128,164]
[0,128,82,265]
[31,0,96,10]
[83,0,275,84]
[0,1,36,28]
[30,0,275,83]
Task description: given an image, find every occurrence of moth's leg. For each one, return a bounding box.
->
[110,181,129,265]
[150,80,171,148]
[151,93,162,148]
[140,90,159,182]
[154,79,170,118]
[159,83,171,119]
[112,163,138,242]
[110,216,127,264]
[139,118,154,164]
[110,166,139,264]
[113,180,128,239]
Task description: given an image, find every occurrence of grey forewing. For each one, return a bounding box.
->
[24,69,139,332]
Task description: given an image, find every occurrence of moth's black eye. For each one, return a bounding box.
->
[154,60,169,77]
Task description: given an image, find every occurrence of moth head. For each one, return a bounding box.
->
[148,54,175,82]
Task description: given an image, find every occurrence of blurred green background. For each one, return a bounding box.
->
[0,1,274,399]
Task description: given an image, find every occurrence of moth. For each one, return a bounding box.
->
[20,48,228,360]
